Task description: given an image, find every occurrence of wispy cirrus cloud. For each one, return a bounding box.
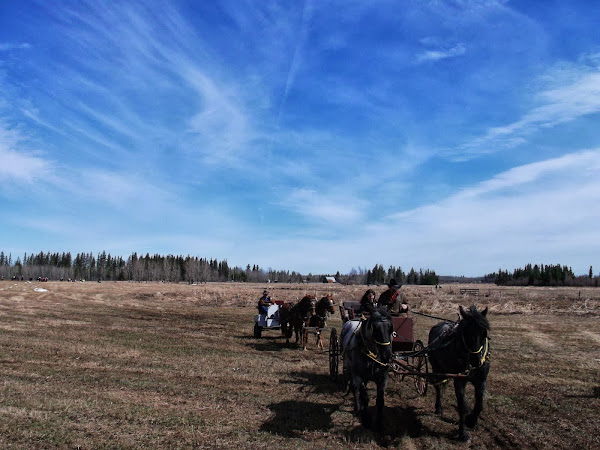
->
[0,42,31,51]
[2,0,600,277]
[278,0,315,120]
[183,68,252,164]
[282,188,365,226]
[459,65,600,157]
[361,149,600,275]
[416,43,466,63]
[0,144,52,183]
[0,107,52,183]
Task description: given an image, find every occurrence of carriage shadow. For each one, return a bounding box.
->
[260,400,341,438]
[282,370,342,395]
[565,386,600,399]
[243,338,287,352]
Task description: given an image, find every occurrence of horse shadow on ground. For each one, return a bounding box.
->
[344,404,452,446]
[281,370,343,396]
[565,386,600,399]
[260,400,341,438]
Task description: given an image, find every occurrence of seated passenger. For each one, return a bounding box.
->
[359,288,377,316]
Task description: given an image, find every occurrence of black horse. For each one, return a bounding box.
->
[280,295,316,345]
[303,294,335,351]
[428,305,490,442]
[340,306,394,429]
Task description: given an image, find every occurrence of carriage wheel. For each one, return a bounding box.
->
[253,323,262,339]
[411,340,428,396]
[329,328,339,381]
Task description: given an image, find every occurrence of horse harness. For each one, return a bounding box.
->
[358,317,392,368]
[426,322,490,386]
[462,333,490,367]
[312,298,334,322]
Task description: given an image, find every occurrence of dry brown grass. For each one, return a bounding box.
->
[0,280,599,449]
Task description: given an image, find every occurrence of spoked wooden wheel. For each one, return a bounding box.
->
[411,340,428,396]
[329,328,339,381]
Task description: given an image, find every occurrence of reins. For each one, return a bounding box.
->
[411,310,457,323]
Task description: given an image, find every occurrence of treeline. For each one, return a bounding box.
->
[0,251,306,284]
[330,264,439,286]
[485,263,599,287]
[0,250,439,285]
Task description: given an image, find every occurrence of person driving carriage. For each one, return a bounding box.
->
[257,290,274,315]
[378,278,408,314]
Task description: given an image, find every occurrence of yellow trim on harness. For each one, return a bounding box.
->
[462,335,489,366]
[479,337,489,365]
[363,349,389,367]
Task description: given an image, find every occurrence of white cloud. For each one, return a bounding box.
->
[230,149,600,276]
[233,149,600,275]
[377,149,600,274]
[0,117,52,183]
[0,42,31,51]
[184,68,251,163]
[416,43,466,63]
[462,69,600,156]
[282,188,365,225]
[0,145,51,182]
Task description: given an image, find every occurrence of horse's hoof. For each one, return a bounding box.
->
[360,412,371,428]
[458,432,471,443]
[465,413,478,428]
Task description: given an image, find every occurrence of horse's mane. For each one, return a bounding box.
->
[291,295,316,317]
[461,305,490,331]
[316,294,333,306]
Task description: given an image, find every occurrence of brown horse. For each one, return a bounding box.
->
[279,302,293,340]
[303,294,335,351]
[280,295,315,345]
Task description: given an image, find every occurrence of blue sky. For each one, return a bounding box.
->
[1,0,599,277]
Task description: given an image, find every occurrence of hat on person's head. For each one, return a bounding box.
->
[388,279,401,289]
[263,290,269,295]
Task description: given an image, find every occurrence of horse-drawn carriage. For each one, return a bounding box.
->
[253,295,336,348]
[329,301,490,441]
[253,301,284,338]
[330,301,428,395]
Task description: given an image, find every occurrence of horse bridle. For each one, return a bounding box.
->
[462,333,489,367]
[314,298,334,321]
[360,317,393,367]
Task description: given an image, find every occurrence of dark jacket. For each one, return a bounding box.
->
[359,299,376,315]
[378,289,398,310]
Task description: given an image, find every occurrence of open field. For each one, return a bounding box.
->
[1,281,599,449]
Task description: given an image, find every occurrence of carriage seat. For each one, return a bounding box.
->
[341,301,362,320]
